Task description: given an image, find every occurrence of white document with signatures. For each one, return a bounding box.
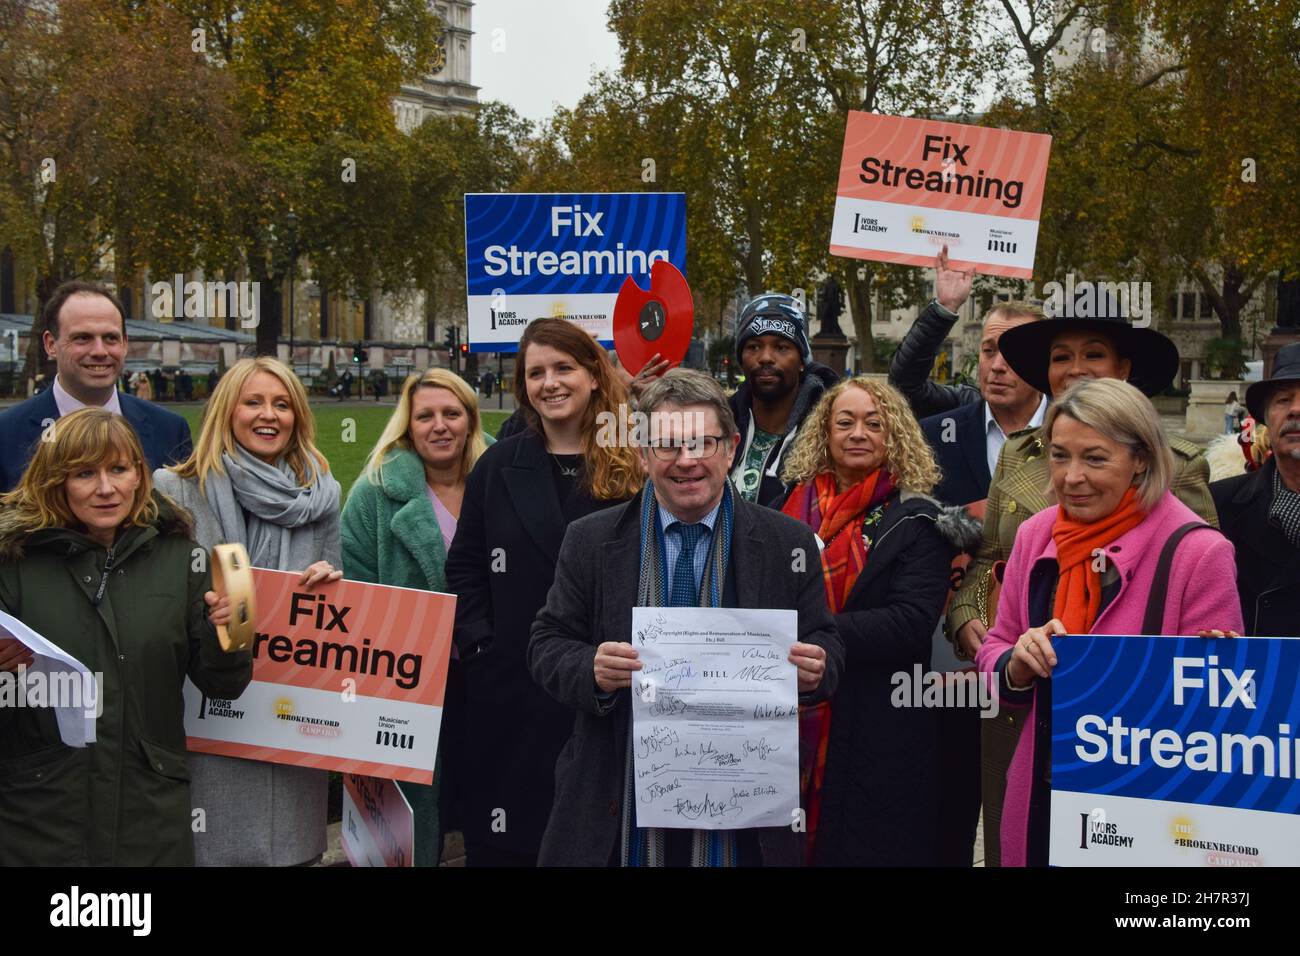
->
[630,606,799,830]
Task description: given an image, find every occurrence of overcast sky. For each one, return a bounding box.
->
[471,0,622,124]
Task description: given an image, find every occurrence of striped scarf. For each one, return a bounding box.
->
[782,469,897,612]
[620,481,736,867]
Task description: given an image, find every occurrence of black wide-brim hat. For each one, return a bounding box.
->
[998,315,1180,398]
[1246,342,1300,422]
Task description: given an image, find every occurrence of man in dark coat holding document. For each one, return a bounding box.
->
[529,370,843,867]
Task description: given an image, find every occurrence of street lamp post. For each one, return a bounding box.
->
[285,211,299,376]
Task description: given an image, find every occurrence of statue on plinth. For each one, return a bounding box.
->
[815,276,845,339]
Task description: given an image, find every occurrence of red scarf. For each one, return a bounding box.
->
[782,468,896,863]
[782,469,898,613]
[1051,486,1146,634]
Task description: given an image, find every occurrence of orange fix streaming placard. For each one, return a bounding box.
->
[184,569,455,784]
[830,112,1052,279]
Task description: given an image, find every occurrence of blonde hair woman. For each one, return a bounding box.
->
[977,378,1241,867]
[778,377,978,866]
[154,356,342,867]
[0,409,250,865]
[341,367,492,866]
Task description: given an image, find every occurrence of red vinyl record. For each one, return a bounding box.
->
[612,260,694,376]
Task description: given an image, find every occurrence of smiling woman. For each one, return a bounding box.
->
[340,367,493,866]
[153,357,342,867]
[977,378,1242,867]
[444,317,641,866]
[776,377,964,866]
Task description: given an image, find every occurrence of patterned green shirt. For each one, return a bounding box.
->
[735,427,781,503]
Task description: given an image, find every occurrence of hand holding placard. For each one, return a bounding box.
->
[935,245,974,312]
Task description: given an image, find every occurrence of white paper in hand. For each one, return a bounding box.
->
[0,609,98,747]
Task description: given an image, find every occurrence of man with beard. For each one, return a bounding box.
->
[728,294,839,507]
[1212,342,1300,635]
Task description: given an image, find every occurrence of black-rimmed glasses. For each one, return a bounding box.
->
[646,435,725,461]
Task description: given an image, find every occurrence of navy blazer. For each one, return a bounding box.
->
[0,388,192,492]
[920,400,992,507]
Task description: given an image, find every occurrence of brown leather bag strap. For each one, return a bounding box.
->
[1141,522,1213,635]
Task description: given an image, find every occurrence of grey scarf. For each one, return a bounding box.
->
[204,445,340,570]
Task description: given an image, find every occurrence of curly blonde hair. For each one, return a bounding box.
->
[781,377,941,493]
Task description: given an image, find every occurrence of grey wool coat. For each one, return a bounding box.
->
[154,467,341,867]
[528,489,844,867]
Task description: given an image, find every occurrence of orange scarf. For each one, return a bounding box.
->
[781,469,896,613]
[1051,486,1146,634]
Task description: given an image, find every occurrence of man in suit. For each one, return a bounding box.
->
[0,281,192,492]
[887,249,1045,868]
[1212,342,1300,636]
[528,369,843,866]
[891,248,1047,506]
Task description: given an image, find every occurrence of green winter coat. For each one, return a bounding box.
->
[341,447,459,867]
[0,494,252,866]
[342,448,451,595]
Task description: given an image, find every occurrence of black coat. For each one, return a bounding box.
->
[888,301,983,419]
[920,400,993,507]
[812,493,959,866]
[527,490,844,866]
[1211,459,1300,636]
[443,428,626,860]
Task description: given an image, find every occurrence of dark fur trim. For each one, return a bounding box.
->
[935,504,984,555]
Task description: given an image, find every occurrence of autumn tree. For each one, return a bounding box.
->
[788,0,988,367]
[1144,0,1300,341]
[0,0,242,380]
[573,0,989,370]
[178,0,444,353]
[517,71,743,338]
[987,0,1300,342]
[605,1,832,329]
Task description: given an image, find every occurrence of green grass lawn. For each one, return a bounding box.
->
[177,404,512,496]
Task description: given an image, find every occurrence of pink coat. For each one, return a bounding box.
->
[975,491,1242,866]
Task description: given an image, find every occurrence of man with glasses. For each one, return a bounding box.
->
[529,369,843,866]
[728,294,840,506]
